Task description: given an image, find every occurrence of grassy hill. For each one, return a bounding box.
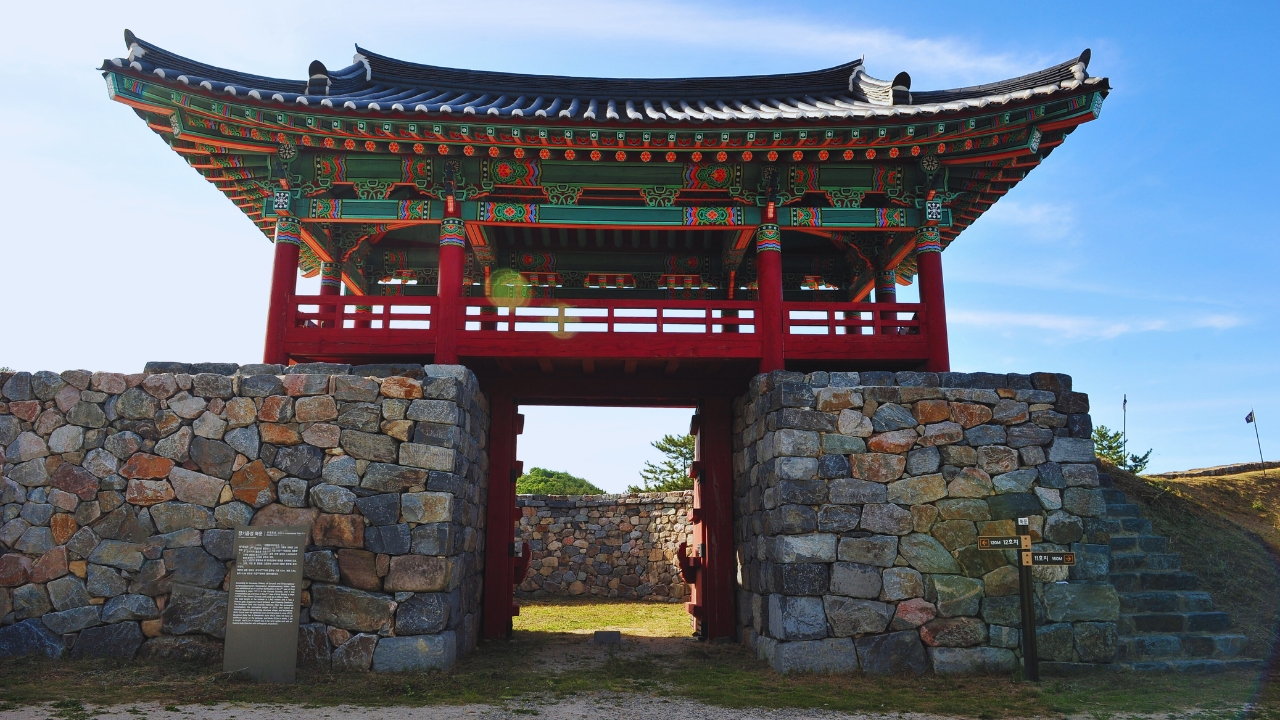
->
[1112,462,1280,659]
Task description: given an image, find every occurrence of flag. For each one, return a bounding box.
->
[1246,411,1255,423]
[1123,395,1127,411]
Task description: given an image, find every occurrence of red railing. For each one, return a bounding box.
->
[283,295,930,362]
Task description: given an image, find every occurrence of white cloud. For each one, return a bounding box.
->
[950,310,1245,341]
[974,200,1079,244]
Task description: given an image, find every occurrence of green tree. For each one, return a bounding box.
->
[1092,425,1152,474]
[628,434,696,493]
[515,467,603,495]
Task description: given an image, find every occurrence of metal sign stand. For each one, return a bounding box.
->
[1015,517,1039,681]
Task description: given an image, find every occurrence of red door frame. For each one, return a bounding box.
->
[477,373,746,642]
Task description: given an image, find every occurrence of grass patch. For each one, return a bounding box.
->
[513,596,692,637]
[1113,463,1280,659]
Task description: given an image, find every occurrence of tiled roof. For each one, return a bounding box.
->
[104,31,1106,123]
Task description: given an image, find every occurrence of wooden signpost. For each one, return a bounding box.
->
[223,526,309,683]
[977,517,1075,682]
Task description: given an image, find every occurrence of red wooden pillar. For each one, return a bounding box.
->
[755,208,784,373]
[875,269,898,334]
[916,227,950,372]
[694,398,736,640]
[482,394,518,639]
[263,217,301,364]
[319,262,341,327]
[435,216,467,365]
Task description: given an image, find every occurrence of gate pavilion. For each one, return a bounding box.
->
[101,32,1108,640]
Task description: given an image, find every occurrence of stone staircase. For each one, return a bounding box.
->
[1093,475,1261,672]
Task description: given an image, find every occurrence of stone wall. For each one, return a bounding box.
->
[733,369,1118,675]
[0,362,488,672]
[516,492,691,601]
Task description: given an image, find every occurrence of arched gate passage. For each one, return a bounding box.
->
[476,364,753,641]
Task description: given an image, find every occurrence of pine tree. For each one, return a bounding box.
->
[1092,425,1152,474]
[515,467,603,495]
[628,434,696,492]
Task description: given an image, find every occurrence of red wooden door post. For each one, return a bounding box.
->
[694,397,737,640]
[435,217,467,365]
[915,227,950,372]
[318,262,341,328]
[875,268,898,334]
[755,212,784,373]
[263,217,301,364]
[482,394,519,639]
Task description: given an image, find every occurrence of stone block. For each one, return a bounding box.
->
[772,534,837,563]
[338,549,381,592]
[920,616,986,647]
[1043,583,1119,622]
[150,502,215,534]
[168,468,225,508]
[828,478,887,504]
[836,410,873,437]
[1048,437,1095,463]
[1074,621,1118,662]
[371,632,456,672]
[906,447,941,475]
[322,456,360,487]
[768,638,858,674]
[365,524,411,555]
[888,474,947,505]
[309,584,394,633]
[1036,622,1076,661]
[933,575,983,617]
[384,555,451,592]
[163,547,226,589]
[768,594,827,641]
[395,593,450,635]
[928,647,1016,675]
[250,504,320,529]
[859,504,913,535]
[773,563,829,596]
[855,630,928,675]
[816,504,860,532]
[273,444,325,480]
[361,463,428,493]
[823,596,892,637]
[355,493,401,526]
[919,422,964,447]
[891,598,937,630]
[816,453,850,478]
[949,403,992,429]
[71,621,144,660]
[881,567,924,601]
[838,535,897,567]
[332,633,378,671]
[1061,464,1100,487]
[188,438,236,480]
[868,430,918,454]
[773,504,817,534]
[313,514,366,549]
[898,533,962,574]
[829,562,882,599]
[850,454,905,483]
[310,484,357,514]
[304,550,341,583]
[86,564,128,597]
[0,619,63,658]
[161,583,227,638]
[277,477,308,508]
[296,622,332,668]
[931,519,977,551]
[1062,488,1106,517]
[986,493,1042,521]
[964,425,1007,447]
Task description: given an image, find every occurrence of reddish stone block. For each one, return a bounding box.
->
[126,478,176,506]
[30,546,68,584]
[337,549,381,591]
[231,460,276,507]
[949,403,993,429]
[913,399,951,425]
[259,423,301,446]
[119,453,175,480]
[313,514,365,549]
[257,396,294,423]
[379,377,423,400]
[249,503,320,528]
[294,396,338,423]
[9,401,40,422]
[51,463,99,501]
[891,598,937,630]
[383,555,449,593]
[50,514,78,546]
[0,554,32,587]
[850,453,906,483]
[868,430,919,454]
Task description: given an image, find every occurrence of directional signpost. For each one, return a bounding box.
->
[976,517,1074,682]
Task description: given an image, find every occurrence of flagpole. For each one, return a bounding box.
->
[1122,395,1128,471]
[1252,407,1267,479]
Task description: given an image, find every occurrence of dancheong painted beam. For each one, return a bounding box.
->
[101,31,1107,373]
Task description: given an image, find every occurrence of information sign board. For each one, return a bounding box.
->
[1020,551,1077,566]
[977,536,1031,550]
[223,525,309,683]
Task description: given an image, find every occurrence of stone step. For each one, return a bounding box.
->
[1098,472,1114,488]
[1120,591,1215,613]
[1110,552,1181,571]
[1101,488,1128,504]
[1120,658,1263,674]
[1118,633,1248,660]
[1109,571,1199,592]
[1109,535,1170,553]
[1111,517,1153,536]
[1106,503,1143,518]
[1121,611,1231,634]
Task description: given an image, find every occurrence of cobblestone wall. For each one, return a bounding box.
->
[734,370,1117,675]
[516,492,691,601]
[0,362,488,672]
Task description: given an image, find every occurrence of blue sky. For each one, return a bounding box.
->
[1,1,1276,489]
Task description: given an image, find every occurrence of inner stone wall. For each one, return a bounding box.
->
[516,491,691,601]
[734,370,1117,675]
[0,362,488,671]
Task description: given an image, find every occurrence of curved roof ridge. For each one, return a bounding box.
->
[910,50,1090,104]
[354,45,867,99]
